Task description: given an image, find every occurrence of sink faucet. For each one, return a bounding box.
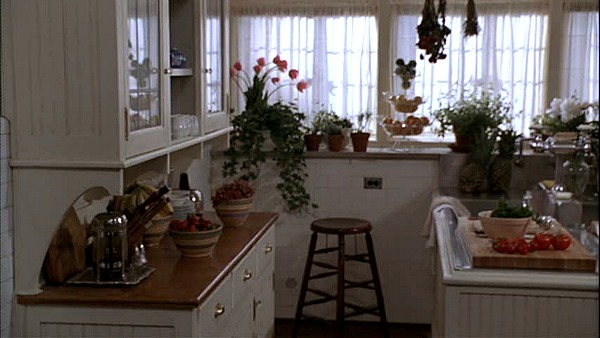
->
[514,136,532,167]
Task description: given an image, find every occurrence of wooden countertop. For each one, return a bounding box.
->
[17,212,278,309]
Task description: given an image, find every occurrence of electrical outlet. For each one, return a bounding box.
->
[363,177,382,189]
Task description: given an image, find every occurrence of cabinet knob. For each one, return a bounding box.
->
[264,244,273,253]
[214,303,225,317]
[205,68,212,74]
[243,269,253,281]
[164,68,173,75]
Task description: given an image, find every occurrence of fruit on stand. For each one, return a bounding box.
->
[381,115,430,136]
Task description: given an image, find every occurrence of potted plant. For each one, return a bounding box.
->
[351,111,373,152]
[312,108,353,150]
[433,87,511,152]
[325,123,345,152]
[224,56,315,213]
[478,197,533,240]
[211,179,255,227]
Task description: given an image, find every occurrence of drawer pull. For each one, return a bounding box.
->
[214,303,225,317]
[264,244,273,253]
[164,68,173,75]
[243,269,253,281]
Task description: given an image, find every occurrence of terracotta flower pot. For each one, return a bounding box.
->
[304,134,322,151]
[214,197,253,227]
[328,134,344,152]
[351,132,370,152]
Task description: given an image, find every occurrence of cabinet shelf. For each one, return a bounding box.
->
[170,68,193,77]
[124,126,232,168]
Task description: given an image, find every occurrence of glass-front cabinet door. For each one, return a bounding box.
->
[125,0,170,157]
[203,0,229,133]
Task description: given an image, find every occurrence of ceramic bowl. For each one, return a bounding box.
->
[169,224,223,258]
[478,210,532,240]
[142,216,171,247]
[214,197,253,227]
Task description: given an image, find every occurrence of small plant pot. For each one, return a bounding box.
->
[214,197,253,227]
[304,134,322,151]
[351,132,370,152]
[328,134,345,152]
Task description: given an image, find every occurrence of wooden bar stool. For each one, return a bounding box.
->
[292,218,389,338]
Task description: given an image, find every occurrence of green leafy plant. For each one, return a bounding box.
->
[491,197,533,218]
[433,87,511,139]
[224,56,315,213]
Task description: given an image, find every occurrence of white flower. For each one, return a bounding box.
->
[559,97,585,122]
[546,98,563,118]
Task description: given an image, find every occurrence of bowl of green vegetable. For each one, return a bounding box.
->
[478,197,534,240]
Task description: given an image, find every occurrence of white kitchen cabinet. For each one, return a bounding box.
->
[15,215,277,338]
[1,0,232,295]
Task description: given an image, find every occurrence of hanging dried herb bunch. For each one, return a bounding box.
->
[463,0,480,37]
[416,0,451,63]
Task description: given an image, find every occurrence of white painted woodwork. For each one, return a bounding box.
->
[432,208,599,338]
[2,0,231,297]
[15,226,275,338]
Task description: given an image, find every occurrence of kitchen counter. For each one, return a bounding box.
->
[432,206,598,338]
[17,212,278,309]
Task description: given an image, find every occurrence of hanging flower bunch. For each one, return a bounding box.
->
[230,56,309,111]
[416,0,451,63]
[463,0,480,37]
[537,95,598,134]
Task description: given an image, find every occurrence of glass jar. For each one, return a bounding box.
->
[91,212,128,281]
[563,158,590,198]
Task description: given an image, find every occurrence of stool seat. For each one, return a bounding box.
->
[310,218,372,235]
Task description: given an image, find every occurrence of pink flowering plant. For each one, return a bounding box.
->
[223,55,315,213]
[230,55,309,111]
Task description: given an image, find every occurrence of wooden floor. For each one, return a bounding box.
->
[275,318,431,338]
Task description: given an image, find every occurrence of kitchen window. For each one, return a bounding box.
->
[230,0,598,143]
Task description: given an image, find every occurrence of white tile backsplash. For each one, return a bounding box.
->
[242,156,438,323]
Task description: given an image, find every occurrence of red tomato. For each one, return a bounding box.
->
[505,241,518,254]
[492,239,508,253]
[532,233,552,251]
[516,240,531,255]
[551,233,572,251]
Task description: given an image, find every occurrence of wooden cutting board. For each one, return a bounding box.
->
[458,219,597,272]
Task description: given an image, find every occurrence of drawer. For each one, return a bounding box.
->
[253,272,275,338]
[198,273,233,337]
[256,226,275,276]
[232,244,257,307]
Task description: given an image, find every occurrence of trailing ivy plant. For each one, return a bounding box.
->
[223,56,316,213]
[222,102,316,213]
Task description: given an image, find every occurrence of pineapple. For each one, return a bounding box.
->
[459,129,496,193]
[489,129,519,193]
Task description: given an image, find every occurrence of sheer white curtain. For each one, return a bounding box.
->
[560,0,599,104]
[391,0,549,135]
[230,0,378,124]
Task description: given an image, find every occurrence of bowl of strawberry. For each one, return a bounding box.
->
[212,179,255,228]
[169,214,223,258]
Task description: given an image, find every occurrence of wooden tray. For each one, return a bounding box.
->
[459,219,597,272]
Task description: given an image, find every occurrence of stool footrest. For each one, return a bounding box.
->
[303,288,336,306]
[344,302,380,318]
[344,253,369,262]
[314,247,339,254]
[345,279,374,290]
[309,271,338,280]
[312,260,338,270]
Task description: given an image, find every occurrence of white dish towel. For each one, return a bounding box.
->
[422,195,471,249]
